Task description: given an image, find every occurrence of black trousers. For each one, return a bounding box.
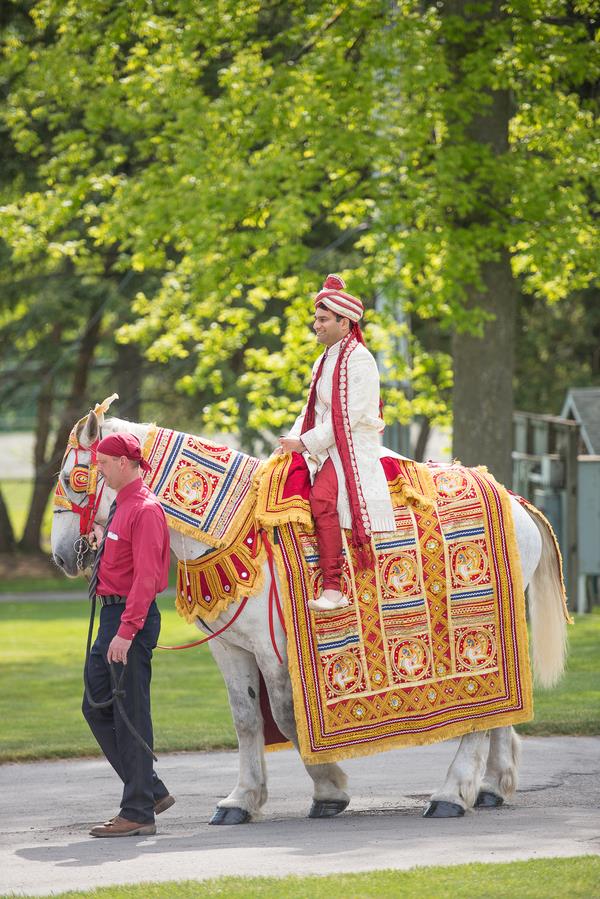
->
[82,601,169,823]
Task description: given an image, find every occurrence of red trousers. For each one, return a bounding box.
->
[309,457,343,591]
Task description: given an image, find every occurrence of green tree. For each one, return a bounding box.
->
[1,0,597,514]
[0,3,176,551]
[516,286,600,414]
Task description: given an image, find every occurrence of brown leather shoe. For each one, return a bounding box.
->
[90,815,156,838]
[98,796,174,828]
[154,794,175,815]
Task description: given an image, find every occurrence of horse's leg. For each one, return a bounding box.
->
[423,730,489,818]
[256,651,350,818]
[207,639,267,825]
[475,726,520,808]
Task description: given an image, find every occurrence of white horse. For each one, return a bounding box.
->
[51,410,568,822]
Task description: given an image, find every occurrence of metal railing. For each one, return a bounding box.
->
[513,412,580,610]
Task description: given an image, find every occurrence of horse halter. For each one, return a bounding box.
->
[54,427,106,570]
[53,394,119,535]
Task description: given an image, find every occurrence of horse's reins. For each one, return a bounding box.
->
[156,529,286,658]
[84,589,158,762]
[156,596,250,649]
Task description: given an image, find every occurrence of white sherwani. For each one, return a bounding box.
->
[289,339,396,533]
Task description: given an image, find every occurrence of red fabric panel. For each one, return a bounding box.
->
[309,458,343,590]
[281,451,312,500]
[281,454,402,503]
[380,456,403,482]
[259,670,288,746]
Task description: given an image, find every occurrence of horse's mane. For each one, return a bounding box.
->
[103,416,152,444]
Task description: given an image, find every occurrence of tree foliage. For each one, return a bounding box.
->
[1,1,598,463]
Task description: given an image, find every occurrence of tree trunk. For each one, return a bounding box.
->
[445,0,516,486]
[113,341,144,422]
[413,416,431,463]
[0,486,16,553]
[19,306,102,552]
[18,326,60,553]
[452,252,516,485]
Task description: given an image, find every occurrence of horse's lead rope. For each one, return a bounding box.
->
[157,596,249,650]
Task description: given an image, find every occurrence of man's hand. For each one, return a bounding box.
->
[86,523,104,549]
[107,635,133,665]
[278,437,305,454]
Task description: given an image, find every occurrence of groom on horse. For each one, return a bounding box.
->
[277,275,396,612]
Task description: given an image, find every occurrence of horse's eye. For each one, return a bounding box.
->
[69,465,89,493]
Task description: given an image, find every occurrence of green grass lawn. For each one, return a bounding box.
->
[1,857,598,899]
[0,566,178,594]
[0,573,88,593]
[518,608,600,736]
[0,598,598,762]
[0,596,235,761]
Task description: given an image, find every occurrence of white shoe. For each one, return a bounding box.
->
[308,590,349,612]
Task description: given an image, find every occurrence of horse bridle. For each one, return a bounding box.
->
[53,432,107,570]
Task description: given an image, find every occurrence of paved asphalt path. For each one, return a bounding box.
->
[1,736,599,896]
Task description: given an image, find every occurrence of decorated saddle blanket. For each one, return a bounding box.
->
[171,446,537,764]
[141,425,262,548]
[255,453,534,763]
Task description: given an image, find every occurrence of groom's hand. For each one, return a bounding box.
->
[278,437,305,453]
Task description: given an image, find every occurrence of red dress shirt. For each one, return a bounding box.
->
[96,477,170,641]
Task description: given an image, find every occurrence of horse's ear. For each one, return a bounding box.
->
[77,411,100,448]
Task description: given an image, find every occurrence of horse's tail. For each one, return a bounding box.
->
[525,507,571,689]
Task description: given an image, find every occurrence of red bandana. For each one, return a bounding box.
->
[97,433,151,472]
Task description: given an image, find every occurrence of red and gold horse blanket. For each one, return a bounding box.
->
[161,435,537,763]
[254,453,534,763]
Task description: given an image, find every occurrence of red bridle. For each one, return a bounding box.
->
[54,438,106,536]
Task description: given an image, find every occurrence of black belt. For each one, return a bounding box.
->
[97,594,127,606]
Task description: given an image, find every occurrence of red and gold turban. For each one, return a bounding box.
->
[314,274,364,322]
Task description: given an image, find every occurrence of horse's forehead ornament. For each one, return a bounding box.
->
[53,393,119,527]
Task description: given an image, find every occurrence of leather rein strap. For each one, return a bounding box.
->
[157,530,286,661]
[83,589,158,762]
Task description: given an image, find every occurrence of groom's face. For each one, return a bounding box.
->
[313,307,350,347]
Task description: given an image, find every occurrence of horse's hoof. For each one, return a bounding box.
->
[422,800,465,818]
[308,798,349,818]
[475,790,504,808]
[209,806,251,825]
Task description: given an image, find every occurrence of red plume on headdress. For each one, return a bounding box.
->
[323,274,346,291]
